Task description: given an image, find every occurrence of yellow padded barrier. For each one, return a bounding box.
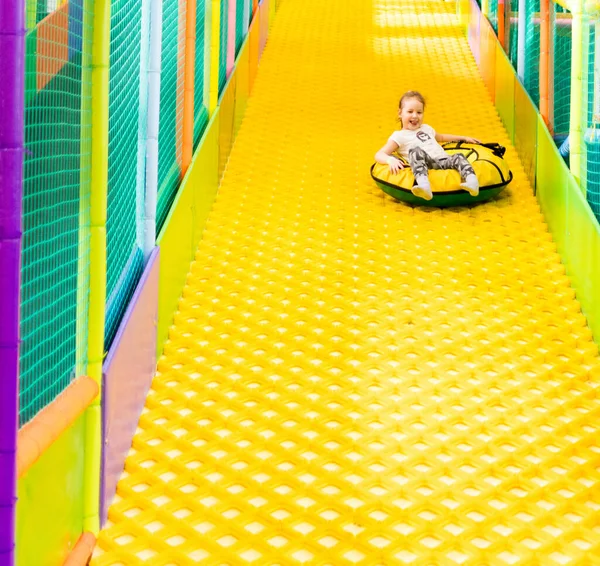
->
[93,0,600,564]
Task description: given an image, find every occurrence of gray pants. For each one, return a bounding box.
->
[408,147,475,180]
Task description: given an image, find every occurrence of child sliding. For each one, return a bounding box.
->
[374,91,480,201]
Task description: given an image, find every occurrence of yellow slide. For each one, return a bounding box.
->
[93,0,600,563]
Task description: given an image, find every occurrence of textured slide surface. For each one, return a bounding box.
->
[93,0,600,563]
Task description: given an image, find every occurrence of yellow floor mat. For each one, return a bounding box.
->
[92,0,600,564]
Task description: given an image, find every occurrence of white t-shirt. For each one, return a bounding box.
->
[389,124,447,161]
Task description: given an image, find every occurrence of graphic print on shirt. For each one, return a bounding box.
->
[417,130,431,143]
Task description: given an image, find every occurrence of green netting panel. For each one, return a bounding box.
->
[194,0,209,146]
[553,6,572,137]
[219,0,229,93]
[488,0,499,33]
[20,0,92,426]
[509,0,519,69]
[584,23,600,219]
[587,25,596,128]
[524,0,540,106]
[106,0,145,346]
[235,0,245,54]
[156,0,186,233]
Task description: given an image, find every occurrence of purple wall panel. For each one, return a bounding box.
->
[101,248,159,524]
[0,0,25,563]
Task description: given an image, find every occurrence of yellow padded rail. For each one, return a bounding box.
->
[93,0,600,564]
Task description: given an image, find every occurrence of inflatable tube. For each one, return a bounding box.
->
[371,142,513,207]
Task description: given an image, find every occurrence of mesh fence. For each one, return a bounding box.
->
[583,21,600,220]
[219,0,229,92]
[236,0,246,54]
[524,0,540,106]
[106,0,146,346]
[20,0,92,425]
[509,0,520,68]
[553,6,572,137]
[194,0,210,146]
[156,0,187,232]
[488,0,499,32]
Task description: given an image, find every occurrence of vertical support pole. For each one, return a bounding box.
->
[209,0,221,114]
[144,0,163,259]
[77,0,92,387]
[539,0,550,129]
[182,0,197,177]
[498,0,506,47]
[204,0,213,114]
[227,0,236,75]
[137,0,151,252]
[0,0,25,562]
[570,0,584,185]
[84,0,110,535]
[517,0,526,81]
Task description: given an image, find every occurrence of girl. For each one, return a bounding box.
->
[374,91,480,201]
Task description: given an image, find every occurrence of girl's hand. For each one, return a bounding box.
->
[462,136,481,144]
[387,156,405,174]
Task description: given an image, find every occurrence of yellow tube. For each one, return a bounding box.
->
[182,0,197,175]
[569,0,584,187]
[540,0,550,129]
[209,0,221,114]
[83,0,110,535]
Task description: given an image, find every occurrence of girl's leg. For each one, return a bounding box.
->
[441,154,479,196]
[408,147,435,200]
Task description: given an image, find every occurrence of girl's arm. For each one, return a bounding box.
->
[436,133,481,143]
[375,139,404,173]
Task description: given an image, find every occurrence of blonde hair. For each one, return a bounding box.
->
[399,90,426,109]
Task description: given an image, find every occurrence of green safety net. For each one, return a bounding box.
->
[488,0,499,32]
[236,0,246,54]
[20,0,91,425]
[106,0,145,347]
[195,0,209,146]
[156,0,185,233]
[524,0,540,106]
[509,0,519,69]
[553,5,572,137]
[219,0,229,92]
[583,22,600,219]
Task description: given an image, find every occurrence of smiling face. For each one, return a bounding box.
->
[399,96,424,131]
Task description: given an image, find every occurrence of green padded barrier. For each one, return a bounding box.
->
[536,115,569,252]
[495,43,516,143]
[16,415,86,565]
[514,78,538,190]
[565,182,600,343]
